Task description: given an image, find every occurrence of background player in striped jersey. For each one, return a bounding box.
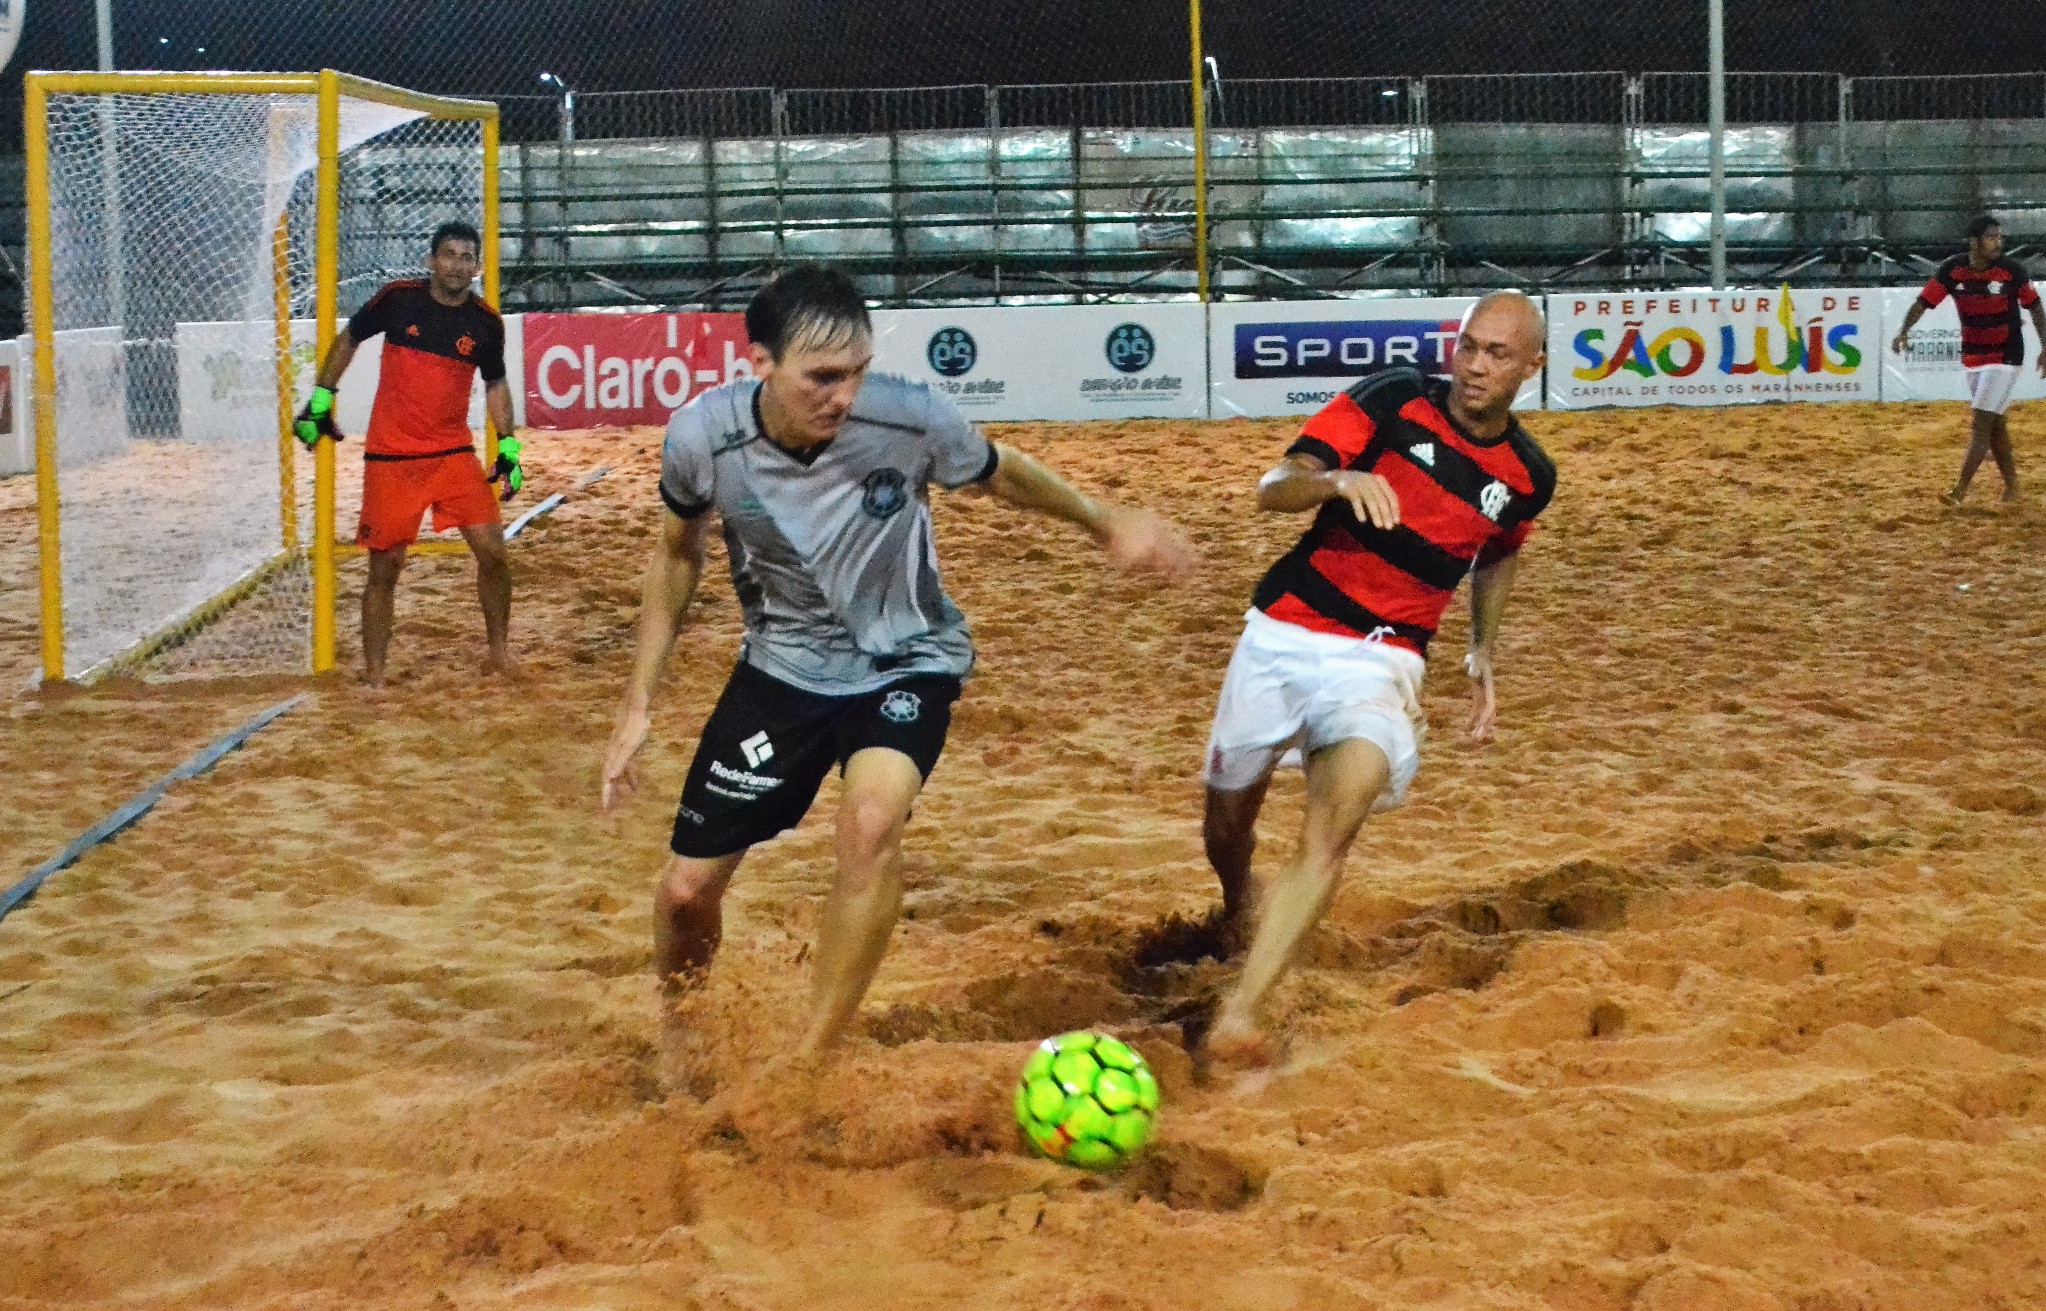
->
[299,221,522,684]
[600,264,1194,1061]
[1890,215,2046,505]
[1200,291,1556,1065]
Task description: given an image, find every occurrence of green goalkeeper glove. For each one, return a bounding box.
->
[488,435,524,502]
[293,385,341,449]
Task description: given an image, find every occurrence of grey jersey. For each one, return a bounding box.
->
[660,373,1000,695]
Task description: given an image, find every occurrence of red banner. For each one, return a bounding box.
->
[522,311,751,429]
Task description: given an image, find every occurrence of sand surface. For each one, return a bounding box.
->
[3,402,2046,1310]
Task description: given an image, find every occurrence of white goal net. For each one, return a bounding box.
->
[31,77,489,681]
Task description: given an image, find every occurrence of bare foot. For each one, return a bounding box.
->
[2002,487,2023,504]
[1939,489,1965,508]
[484,648,520,677]
[1202,1013,1274,1069]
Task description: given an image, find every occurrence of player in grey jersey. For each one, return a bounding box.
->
[601,265,1195,1060]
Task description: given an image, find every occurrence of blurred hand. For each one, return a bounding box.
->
[1330,470,1400,530]
[601,706,651,813]
[1098,506,1197,584]
[1465,647,1498,744]
[1890,330,1910,356]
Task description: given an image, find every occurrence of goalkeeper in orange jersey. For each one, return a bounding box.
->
[298,221,522,686]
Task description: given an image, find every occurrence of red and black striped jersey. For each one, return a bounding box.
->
[1919,255,2039,368]
[1252,369,1557,657]
[347,280,506,457]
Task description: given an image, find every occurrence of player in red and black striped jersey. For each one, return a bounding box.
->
[1891,215,2046,505]
[303,221,522,685]
[1201,291,1555,1065]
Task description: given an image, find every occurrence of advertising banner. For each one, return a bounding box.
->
[869,304,1206,423]
[1208,299,1541,420]
[1547,288,1880,410]
[1879,287,2046,404]
[0,338,22,477]
[522,311,751,429]
[175,318,506,445]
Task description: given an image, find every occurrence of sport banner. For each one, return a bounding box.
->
[522,311,750,429]
[869,304,1206,423]
[1547,289,1880,410]
[1208,299,1541,419]
[1879,287,2046,404]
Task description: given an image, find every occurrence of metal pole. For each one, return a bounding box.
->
[26,76,67,682]
[312,70,340,673]
[96,0,126,327]
[482,111,501,468]
[1189,0,1210,301]
[1708,0,1727,288]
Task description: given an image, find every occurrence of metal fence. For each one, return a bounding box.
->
[4,71,2044,335]
[483,70,2046,310]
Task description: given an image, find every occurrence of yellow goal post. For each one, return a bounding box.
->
[24,70,500,682]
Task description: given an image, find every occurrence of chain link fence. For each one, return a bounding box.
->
[7,4,2046,323]
[479,70,2046,308]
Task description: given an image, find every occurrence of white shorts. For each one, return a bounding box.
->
[1966,363,2021,416]
[1204,609,1427,811]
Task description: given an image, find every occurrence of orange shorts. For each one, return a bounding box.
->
[357,448,501,552]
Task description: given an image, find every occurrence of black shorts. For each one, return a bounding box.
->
[670,661,962,860]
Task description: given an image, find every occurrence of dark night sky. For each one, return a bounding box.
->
[10,0,2046,95]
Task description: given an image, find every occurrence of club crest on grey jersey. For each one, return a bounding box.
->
[862,467,910,520]
[659,373,999,696]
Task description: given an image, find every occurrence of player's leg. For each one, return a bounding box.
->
[799,674,961,1057]
[1202,616,1307,931]
[1206,738,1390,1063]
[456,520,515,672]
[662,663,838,984]
[655,850,746,980]
[1951,407,1998,504]
[801,746,924,1057]
[357,458,431,684]
[1990,413,2020,500]
[1205,772,1275,928]
[361,545,408,686]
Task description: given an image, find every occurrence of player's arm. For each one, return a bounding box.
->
[313,333,358,390]
[292,334,360,447]
[1890,300,1931,354]
[485,379,515,436]
[1257,452,1399,528]
[483,380,526,498]
[601,510,713,812]
[1465,546,1522,744]
[981,441,1195,581]
[2027,297,2046,377]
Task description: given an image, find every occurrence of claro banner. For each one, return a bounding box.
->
[869,304,1206,422]
[1548,289,1880,410]
[523,311,750,428]
[1879,286,2046,405]
[1208,299,1541,419]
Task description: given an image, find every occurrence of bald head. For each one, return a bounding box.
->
[1465,290,1547,355]
[1447,290,1547,434]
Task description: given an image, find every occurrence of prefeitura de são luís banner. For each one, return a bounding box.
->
[1547,288,1881,410]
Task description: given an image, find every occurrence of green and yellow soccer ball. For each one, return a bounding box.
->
[1014,1030,1160,1170]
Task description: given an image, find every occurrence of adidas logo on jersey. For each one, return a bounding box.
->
[1409,442,1436,467]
